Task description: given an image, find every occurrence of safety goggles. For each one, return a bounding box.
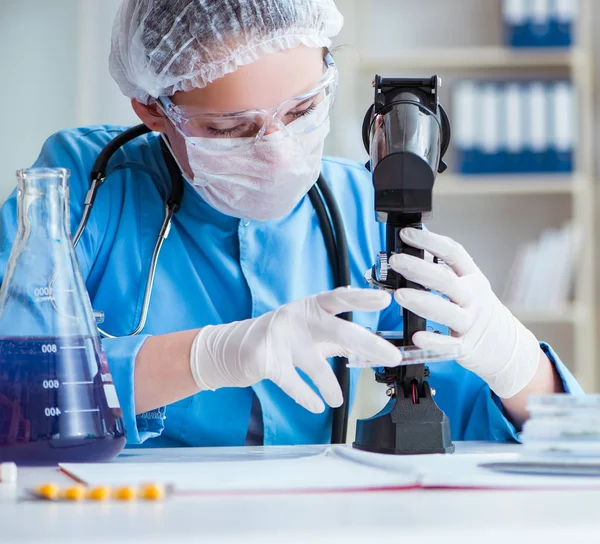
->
[157,54,337,152]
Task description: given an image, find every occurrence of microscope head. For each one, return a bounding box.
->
[362,75,451,223]
[354,75,455,457]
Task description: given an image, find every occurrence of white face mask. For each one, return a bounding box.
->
[179,112,330,222]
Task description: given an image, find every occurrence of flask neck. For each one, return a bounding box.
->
[16,168,71,241]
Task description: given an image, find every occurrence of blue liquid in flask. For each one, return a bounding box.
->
[0,168,127,464]
[0,335,125,464]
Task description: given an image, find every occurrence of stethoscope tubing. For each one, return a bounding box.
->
[78,124,351,443]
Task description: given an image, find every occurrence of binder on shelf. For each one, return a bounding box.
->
[504,83,524,173]
[480,84,501,174]
[551,81,575,172]
[530,0,553,46]
[502,0,577,48]
[452,81,478,174]
[453,79,576,175]
[553,0,577,47]
[503,0,530,47]
[525,82,550,173]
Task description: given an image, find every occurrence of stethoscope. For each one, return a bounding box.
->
[74,123,352,443]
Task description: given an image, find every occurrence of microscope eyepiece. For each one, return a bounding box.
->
[362,75,450,218]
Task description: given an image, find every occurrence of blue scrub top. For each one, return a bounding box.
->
[0,126,582,447]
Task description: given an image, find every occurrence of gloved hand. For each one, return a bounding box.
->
[390,228,540,398]
[190,288,401,413]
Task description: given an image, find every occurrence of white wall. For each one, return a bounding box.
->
[1,0,598,435]
[0,0,503,199]
[75,0,138,127]
[0,0,78,200]
[0,0,135,202]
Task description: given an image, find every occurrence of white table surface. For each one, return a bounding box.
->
[2,441,600,544]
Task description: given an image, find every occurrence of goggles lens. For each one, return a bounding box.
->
[159,58,337,151]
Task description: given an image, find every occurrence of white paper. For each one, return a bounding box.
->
[60,446,600,494]
[340,448,600,490]
[61,447,418,493]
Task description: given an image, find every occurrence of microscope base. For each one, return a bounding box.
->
[353,382,454,455]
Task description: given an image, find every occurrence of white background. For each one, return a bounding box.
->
[1,0,544,199]
[0,1,597,408]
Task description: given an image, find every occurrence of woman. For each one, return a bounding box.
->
[0,0,579,447]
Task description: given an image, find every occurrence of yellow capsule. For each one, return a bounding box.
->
[139,483,164,501]
[88,486,112,501]
[114,486,137,501]
[63,485,87,501]
[36,483,60,500]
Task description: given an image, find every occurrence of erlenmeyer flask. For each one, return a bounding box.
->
[0,168,125,464]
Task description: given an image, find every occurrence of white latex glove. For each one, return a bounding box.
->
[389,228,540,399]
[190,288,402,413]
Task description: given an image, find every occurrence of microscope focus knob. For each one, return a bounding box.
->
[375,252,389,282]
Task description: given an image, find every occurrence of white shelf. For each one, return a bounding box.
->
[434,175,580,196]
[334,0,596,391]
[359,47,586,71]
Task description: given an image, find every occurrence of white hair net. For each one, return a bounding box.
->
[109,0,344,104]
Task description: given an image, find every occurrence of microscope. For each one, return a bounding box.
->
[353,75,455,455]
